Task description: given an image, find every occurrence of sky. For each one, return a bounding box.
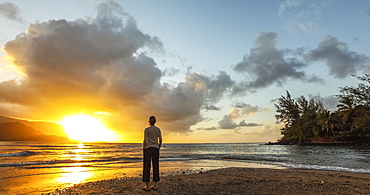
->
[0,0,369,143]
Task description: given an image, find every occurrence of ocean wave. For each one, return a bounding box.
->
[0,159,72,167]
[0,156,143,168]
[30,145,77,148]
[161,157,193,161]
[216,155,370,174]
[0,151,38,157]
[220,157,370,174]
[280,163,370,174]
[219,155,289,163]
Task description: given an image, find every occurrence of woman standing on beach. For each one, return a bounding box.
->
[142,116,162,191]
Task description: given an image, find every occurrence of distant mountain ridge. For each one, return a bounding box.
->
[0,116,69,142]
[0,116,18,123]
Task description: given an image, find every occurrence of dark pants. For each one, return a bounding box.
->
[142,147,160,182]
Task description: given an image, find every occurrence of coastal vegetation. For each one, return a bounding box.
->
[275,74,370,145]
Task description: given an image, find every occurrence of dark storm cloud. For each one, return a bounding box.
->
[307,35,370,78]
[0,1,234,134]
[233,32,320,94]
[0,2,26,23]
[144,71,233,133]
[3,2,162,102]
[232,32,369,95]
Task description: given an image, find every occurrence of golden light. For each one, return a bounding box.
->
[56,143,93,185]
[1,54,26,83]
[56,166,93,185]
[60,114,116,142]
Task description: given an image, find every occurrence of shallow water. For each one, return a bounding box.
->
[0,142,369,194]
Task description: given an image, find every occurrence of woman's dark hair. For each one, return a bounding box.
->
[149,116,156,125]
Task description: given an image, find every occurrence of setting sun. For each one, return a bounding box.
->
[60,114,116,142]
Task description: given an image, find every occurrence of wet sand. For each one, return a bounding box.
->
[43,167,370,195]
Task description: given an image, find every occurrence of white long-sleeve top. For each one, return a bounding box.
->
[143,126,162,150]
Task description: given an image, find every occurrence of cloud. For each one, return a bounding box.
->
[218,124,281,142]
[218,115,237,129]
[0,2,26,23]
[308,94,339,111]
[143,71,233,133]
[238,120,262,127]
[232,32,369,93]
[278,0,329,34]
[216,100,268,130]
[198,103,264,130]
[243,124,280,136]
[297,21,320,34]
[218,106,266,129]
[0,1,234,135]
[233,32,319,94]
[202,116,262,130]
[226,103,264,119]
[217,103,264,130]
[196,126,218,131]
[207,71,234,102]
[202,104,221,111]
[1,1,164,124]
[278,0,304,16]
[234,102,267,115]
[307,35,370,78]
[366,7,370,15]
[162,67,179,77]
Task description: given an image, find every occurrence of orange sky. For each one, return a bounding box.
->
[0,2,281,143]
[1,1,367,143]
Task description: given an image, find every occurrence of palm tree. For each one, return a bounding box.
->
[319,110,336,137]
[338,96,354,112]
[337,96,354,123]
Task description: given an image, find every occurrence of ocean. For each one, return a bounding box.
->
[1,142,370,194]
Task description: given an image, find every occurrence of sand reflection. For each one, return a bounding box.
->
[56,165,93,185]
[55,143,94,185]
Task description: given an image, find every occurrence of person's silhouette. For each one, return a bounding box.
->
[142,116,162,191]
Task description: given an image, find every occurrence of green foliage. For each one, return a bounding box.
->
[275,92,325,144]
[274,91,300,128]
[337,74,370,107]
[275,74,370,144]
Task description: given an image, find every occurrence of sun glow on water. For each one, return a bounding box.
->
[60,114,116,142]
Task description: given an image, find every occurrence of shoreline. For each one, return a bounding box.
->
[0,160,284,195]
[43,167,370,195]
[265,141,370,146]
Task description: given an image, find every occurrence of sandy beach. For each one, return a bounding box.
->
[43,167,370,195]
